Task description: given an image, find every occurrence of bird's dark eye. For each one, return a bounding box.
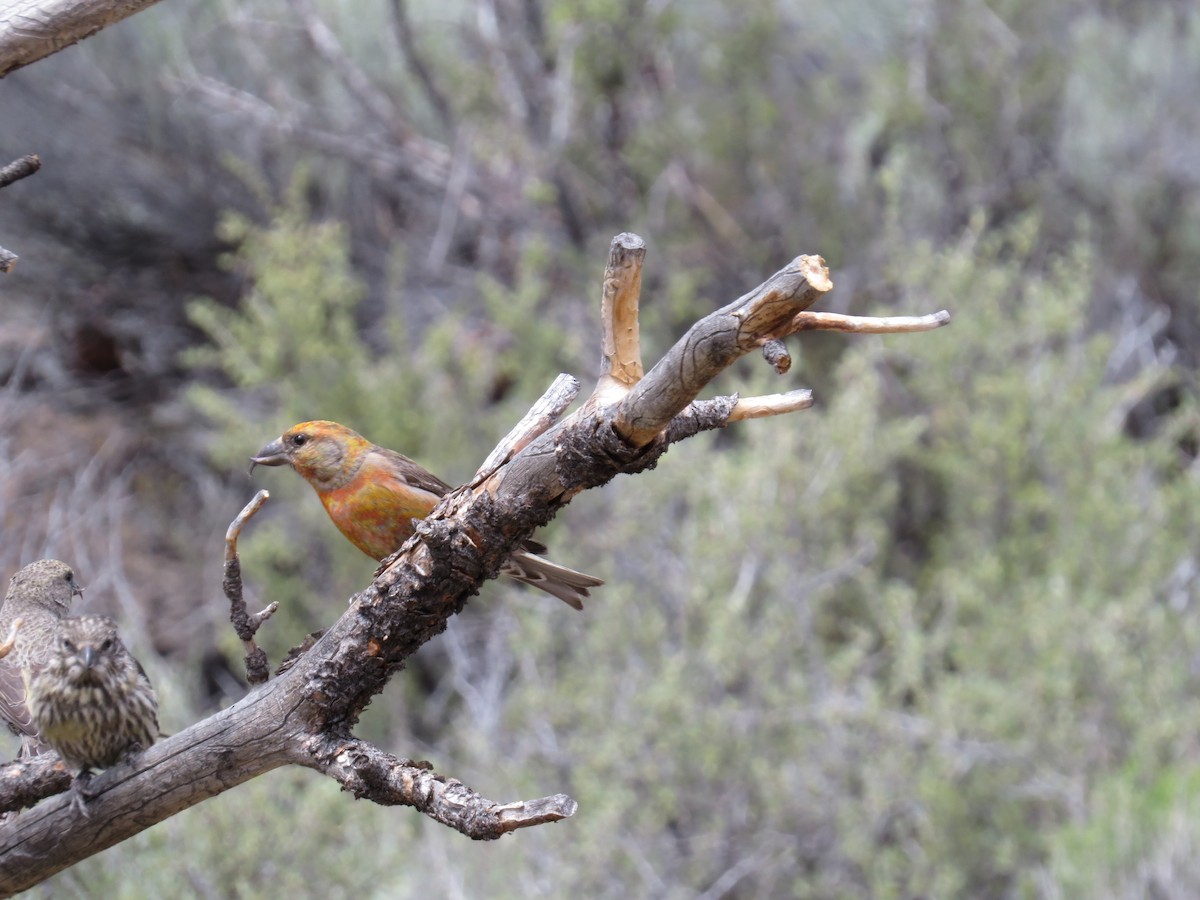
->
[64,572,73,583]
[99,638,113,652]
[62,639,76,653]
[290,433,308,447]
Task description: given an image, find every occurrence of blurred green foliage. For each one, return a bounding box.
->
[8,0,1200,897]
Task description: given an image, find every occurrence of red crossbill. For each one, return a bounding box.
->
[0,559,84,757]
[251,420,602,609]
[26,614,159,812]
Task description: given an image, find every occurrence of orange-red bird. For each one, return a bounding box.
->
[250,420,602,609]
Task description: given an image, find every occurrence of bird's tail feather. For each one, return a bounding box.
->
[501,551,604,611]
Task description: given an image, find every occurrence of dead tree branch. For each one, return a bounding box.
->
[0,155,39,190]
[0,0,165,77]
[473,373,580,484]
[224,491,277,685]
[0,154,41,273]
[0,233,949,894]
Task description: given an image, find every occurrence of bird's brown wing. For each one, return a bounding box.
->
[372,446,455,497]
[0,661,37,738]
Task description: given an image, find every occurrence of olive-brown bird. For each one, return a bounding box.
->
[251,420,603,609]
[0,559,84,758]
[27,614,159,811]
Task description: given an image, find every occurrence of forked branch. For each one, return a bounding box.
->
[0,233,949,895]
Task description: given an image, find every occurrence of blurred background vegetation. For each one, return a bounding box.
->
[2,0,1199,896]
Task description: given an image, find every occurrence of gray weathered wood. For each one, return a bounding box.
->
[0,0,165,77]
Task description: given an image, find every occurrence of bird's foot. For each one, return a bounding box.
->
[69,770,95,817]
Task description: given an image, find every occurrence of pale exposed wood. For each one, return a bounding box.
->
[473,374,580,485]
[730,390,814,421]
[0,0,165,77]
[611,254,832,447]
[792,309,952,334]
[594,233,646,406]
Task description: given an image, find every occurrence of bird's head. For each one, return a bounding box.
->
[55,615,122,683]
[250,420,371,491]
[6,559,84,613]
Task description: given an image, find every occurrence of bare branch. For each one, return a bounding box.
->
[389,0,453,132]
[0,689,294,893]
[730,389,814,421]
[0,0,166,77]
[663,395,740,446]
[659,388,816,443]
[1,233,949,889]
[791,309,952,334]
[224,491,277,684]
[760,338,791,374]
[611,254,832,446]
[286,0,453,191]
[0,154,42,272]
[0,751,69,815]
[594,233,646,406]
[473,374,580,484]
[0,154,40,189]
[427,125,477,271]
[309,737,576,838]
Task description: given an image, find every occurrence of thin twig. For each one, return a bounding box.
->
[0,155,40,190]
[760,339,791,374]
[224,491,277,684]
[730,389,814,421]
[311,736,577,838]
[389,0,454,132]
[791,309,952,334]
[472,374,580,484]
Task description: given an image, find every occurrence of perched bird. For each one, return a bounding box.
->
[26,614,159,811]
[251,420,603,609]
[0,559,84,757]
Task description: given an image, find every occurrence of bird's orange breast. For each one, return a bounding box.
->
[317,466,442,561]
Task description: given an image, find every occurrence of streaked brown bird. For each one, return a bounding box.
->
[27,614,159,811]
[251,420,604,609]
[0,559,83,757]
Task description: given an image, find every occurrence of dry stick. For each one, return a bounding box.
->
[0,155,39,190]
[0,1,164,76]
[286,0,452,189]
[792,309,951,333]
[595,232,646,404]
[0,154,41,272]
[472,373,581,485]
[730,390,814,421]
[389,0,454,132]
[310,737,576,835]
[760,339,791,374]
[611,254,833,447]
[224,491,278,685]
